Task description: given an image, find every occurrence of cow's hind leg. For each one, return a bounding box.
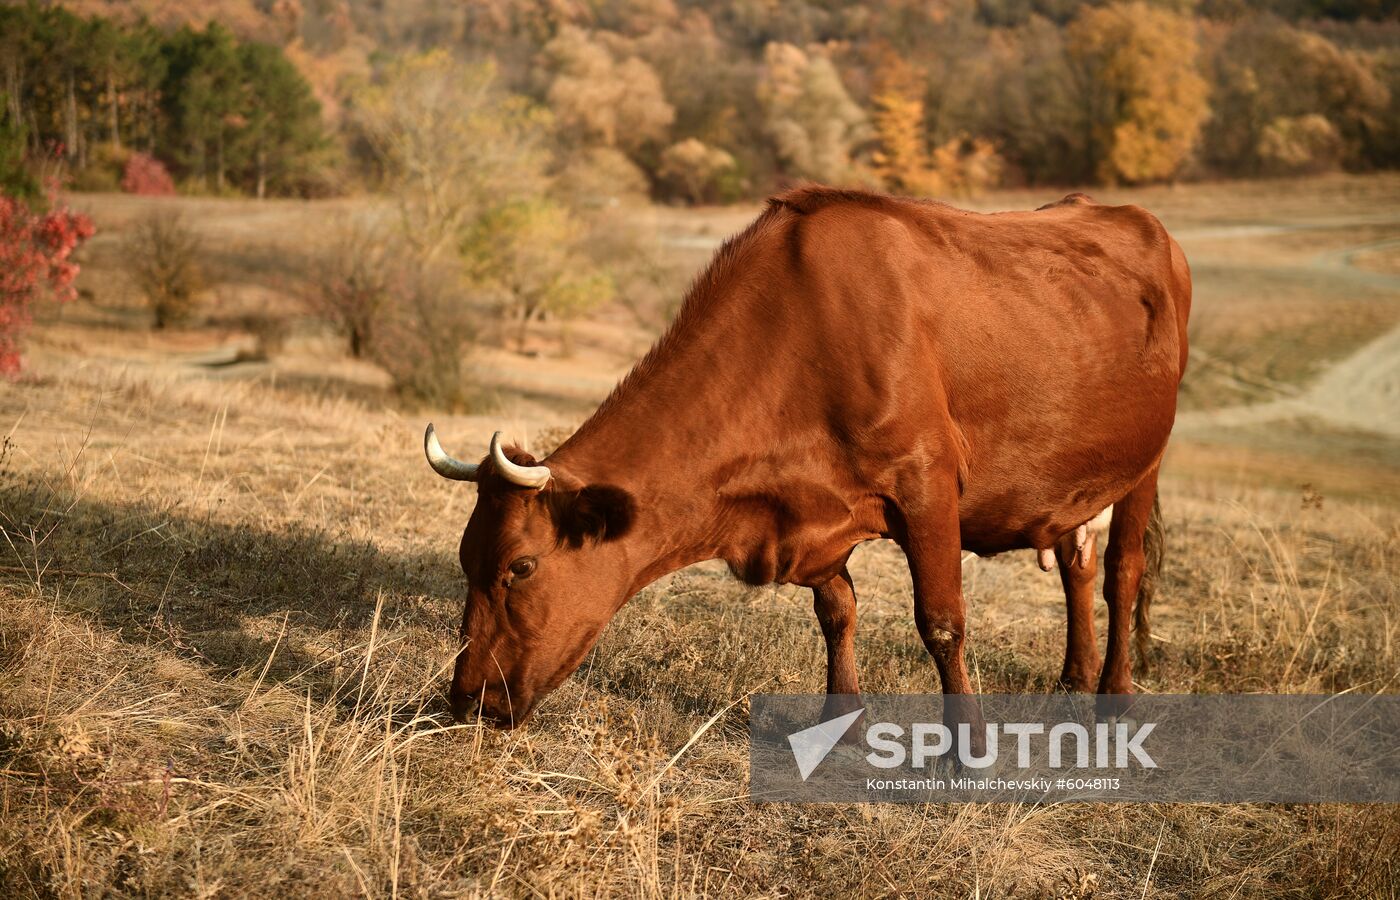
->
[813,565,860,720]
[1098,467,1160,712]
[1056,527,1100,692]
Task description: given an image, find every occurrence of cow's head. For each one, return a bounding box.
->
[424,425,636,727]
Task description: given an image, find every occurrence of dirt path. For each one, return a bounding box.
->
[1175,226,1400,438]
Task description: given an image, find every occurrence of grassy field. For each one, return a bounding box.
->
[2,175,1399,897]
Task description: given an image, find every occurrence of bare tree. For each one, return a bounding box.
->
[355,51,550,262]
[124,211,204,329]
[303,214,395,359]
[368,261,478,409]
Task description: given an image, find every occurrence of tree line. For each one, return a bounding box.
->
[349,0,1399,197]
[0,3,325,198]
[1,0,1397,202]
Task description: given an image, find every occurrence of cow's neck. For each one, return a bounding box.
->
[548,282,794,593]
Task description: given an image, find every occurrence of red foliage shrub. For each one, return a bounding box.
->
[120,152,177,196]
[0,191,95,375]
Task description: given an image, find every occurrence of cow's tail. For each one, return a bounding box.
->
[1134,492,1164,670]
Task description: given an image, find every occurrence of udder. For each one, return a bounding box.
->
[1036,505,1113,571]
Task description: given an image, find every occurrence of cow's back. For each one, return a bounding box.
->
[770,189,1189,554]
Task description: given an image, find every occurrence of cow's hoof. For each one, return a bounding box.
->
[1057,674,1098,694]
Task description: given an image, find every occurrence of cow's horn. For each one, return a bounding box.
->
[490,431,551,489]
[424,424,480,481]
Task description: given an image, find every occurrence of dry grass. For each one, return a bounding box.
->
[2,176,1400,897]
[2,329,1398,899]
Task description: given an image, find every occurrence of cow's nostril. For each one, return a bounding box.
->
[449,684,481,723]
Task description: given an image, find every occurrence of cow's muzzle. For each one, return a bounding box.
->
[449,679,522,729]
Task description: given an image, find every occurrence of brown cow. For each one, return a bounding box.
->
[426,186,1191,728]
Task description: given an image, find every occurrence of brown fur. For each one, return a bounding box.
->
[442,187,1193,726]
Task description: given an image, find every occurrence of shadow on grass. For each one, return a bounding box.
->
[0,475,464,706]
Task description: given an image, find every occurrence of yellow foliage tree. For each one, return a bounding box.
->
[870,56,937,194]
[658,138,736,204]
[868,53,1003,197]
[930,136,1004,197]
[356,51,551,261]
[1067,2,1210,184]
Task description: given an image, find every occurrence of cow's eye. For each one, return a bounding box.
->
[508,557,537,581]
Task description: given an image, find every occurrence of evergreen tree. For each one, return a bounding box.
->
[161,23,246,191]
[0,97,37,199]
[237,42,324,197]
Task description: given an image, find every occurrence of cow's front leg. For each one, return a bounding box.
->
[813,565,861,722]
[1056,526,1100,692]
[901,485,986,757]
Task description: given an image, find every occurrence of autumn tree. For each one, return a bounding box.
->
[354,52,550,262]
[629,10,761,189]
[121,152,177,195]
[0,191,94,374]
[1203,18,1389,175]
[869,54,937,194]
[756,42,870,184]
[1068,2,1210,183]
[458,198,613,350]
[869,51,1007,198]
[552,147,652,207]
[929,136,1005,196]
[1257,113,1344,173]
[543,26,675,156]
[658,138,737,203]
[980,18,1093,185]
[353,51,612,363]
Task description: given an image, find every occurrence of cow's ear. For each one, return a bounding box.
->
[550,484,635,547]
